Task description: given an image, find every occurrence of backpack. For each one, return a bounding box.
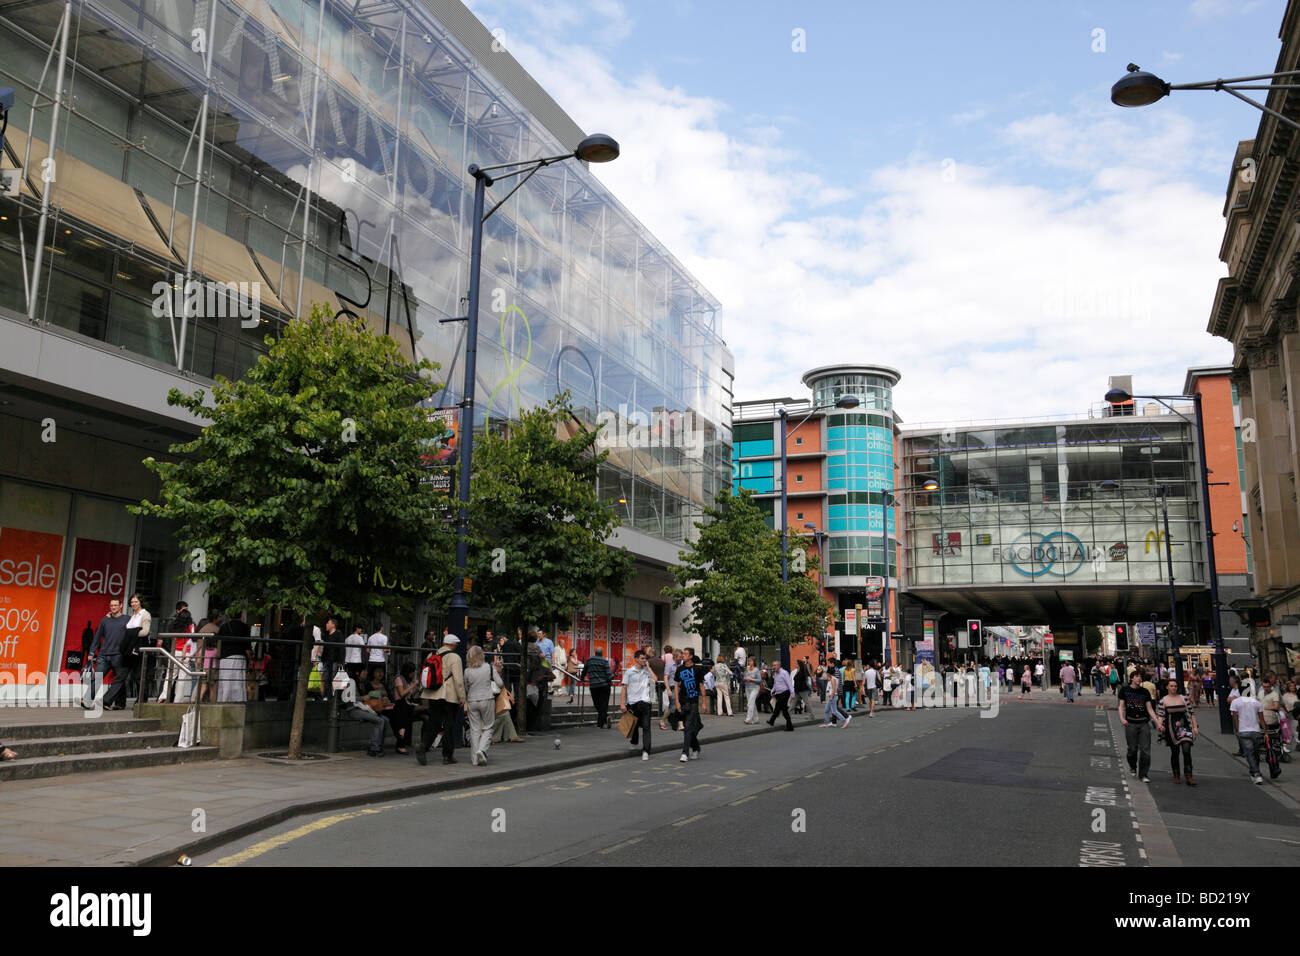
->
[421,652,445,692]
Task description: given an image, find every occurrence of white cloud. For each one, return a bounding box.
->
[470,8,1234,426]
[951,107,990,125]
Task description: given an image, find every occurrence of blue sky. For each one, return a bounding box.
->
[465,0,1284,423]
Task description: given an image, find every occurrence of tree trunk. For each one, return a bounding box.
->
[287,618,315,759]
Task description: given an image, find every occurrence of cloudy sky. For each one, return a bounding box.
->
[465,0,1282,426]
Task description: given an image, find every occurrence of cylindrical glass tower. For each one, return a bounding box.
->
[802,364,902,590]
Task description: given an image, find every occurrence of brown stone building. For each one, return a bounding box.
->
[1208,0,1300,675]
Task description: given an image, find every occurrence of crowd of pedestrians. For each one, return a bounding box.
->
[65,595,1300,785]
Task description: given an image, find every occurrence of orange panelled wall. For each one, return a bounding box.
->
[1192,375,1249,576]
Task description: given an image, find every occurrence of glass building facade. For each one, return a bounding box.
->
[0,0,733,691]
[0,0,733,546]
[807,366,900,583]
[901,416,1206,588]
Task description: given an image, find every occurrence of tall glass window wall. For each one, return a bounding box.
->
[901,419,1205,587]
[0,0,732,545]
[825,408,896,579]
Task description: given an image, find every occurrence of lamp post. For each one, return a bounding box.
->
[874,479,938,667]
[779,395,859,669]
[1100,479,1183,694]
[1111,64,1300,132]
[1104,388,1229,732]
[445,134,620,636]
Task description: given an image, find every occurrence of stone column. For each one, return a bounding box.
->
[1246,343,1299,590]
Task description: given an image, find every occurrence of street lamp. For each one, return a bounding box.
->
[1099,478,1182,694]
[874,478,938,667]
[445,134,620,636]
[1111,63,1300,132]
[779,395,860,668]
[1104,387,1229,733]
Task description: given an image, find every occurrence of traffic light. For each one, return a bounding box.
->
[966,619,982,648]
[1114,622,1129,652]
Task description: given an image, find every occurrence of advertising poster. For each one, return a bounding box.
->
[609,615,624,677]
[0,527,66,683]
[59,538,132,674]
[426,408,460,465]
[573,609,593,660]
[638,620,653,653]
[917,620,936,665]
[593,613,608,661]
[844,607,858,636]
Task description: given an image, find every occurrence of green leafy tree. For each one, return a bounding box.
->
[667,489,785,649]
[466,392,635,673]
[134,305,455,756]
[776,538,834,648]
[1084,625,1103,654]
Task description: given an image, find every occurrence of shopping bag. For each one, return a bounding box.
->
[1265,733,1283,778]
[307,667,322,694]
[618,710,638,738]
[332,668,351,692]
[495,687,512,715]
[178,709,200,748]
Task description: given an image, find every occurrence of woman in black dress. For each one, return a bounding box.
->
[1156,677,1199,786]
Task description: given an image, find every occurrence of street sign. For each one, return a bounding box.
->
[1135,622,1162,646]
[1044,635,1054,645]
[845,608,858,636]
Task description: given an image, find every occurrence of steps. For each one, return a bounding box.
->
[0,715,219,781]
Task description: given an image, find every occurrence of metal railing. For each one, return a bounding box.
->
[136,641,206,745]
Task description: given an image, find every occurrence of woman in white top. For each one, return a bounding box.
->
[463,645,499,767]
[821,669,850,728]
[124,594,152,704]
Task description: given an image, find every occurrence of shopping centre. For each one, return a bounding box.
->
[736,367,1254,671]
[0,0,733,692]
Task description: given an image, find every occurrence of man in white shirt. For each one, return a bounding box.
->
[344,626,366,683]
[1231,692,1268,784]
[734,645,746,667]
[621,649,655,759]
[863,663,879,718]
[366,628,389,681]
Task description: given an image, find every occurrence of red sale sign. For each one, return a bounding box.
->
[59,538,132,675]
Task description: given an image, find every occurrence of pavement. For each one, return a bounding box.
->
[0,696,840,866]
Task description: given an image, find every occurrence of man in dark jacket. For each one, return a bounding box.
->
[501,629,524,697]
[86,599,128,709]
[583,649,613,728]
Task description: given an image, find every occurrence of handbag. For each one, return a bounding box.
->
[618,710,638,738]
[494,687,512,715]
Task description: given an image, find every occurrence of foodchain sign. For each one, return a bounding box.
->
[993,531,1088,578]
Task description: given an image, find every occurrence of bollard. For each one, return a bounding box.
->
[326,688,339,753]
